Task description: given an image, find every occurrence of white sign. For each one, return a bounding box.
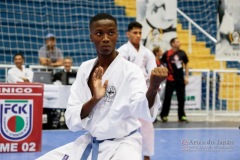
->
[43,85,71,109]
[215,0,240,61]
[171,75,202,109]
[137,0,177,52]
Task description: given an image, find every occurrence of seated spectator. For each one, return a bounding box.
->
[38,33,63,67]
[7,53,33,83]
[52,57,76,83]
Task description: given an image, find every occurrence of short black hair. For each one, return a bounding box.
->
[170,37,178,46]
[89,13,117,28]
[13,53,24,61]
[127,21,142,31]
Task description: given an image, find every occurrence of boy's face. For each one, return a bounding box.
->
[127,27,142,46]
[90,19,118,56]
[156,49,163,57]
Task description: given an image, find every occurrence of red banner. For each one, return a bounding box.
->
[0,83,43,152]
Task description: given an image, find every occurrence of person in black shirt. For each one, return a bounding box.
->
[52,57,76,83]
[160,37,189,122]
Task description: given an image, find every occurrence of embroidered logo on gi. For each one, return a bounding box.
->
[0,99,33,141]
[104,85,116,102]
[62,154,69,160]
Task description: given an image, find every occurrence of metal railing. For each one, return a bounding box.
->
[177,8,217,54]
[212,69,240,118]
[29,65,79,72]
[2,65,239,120]
[167,69,211,121]
[0,64,79,82]
[0,64,15,82]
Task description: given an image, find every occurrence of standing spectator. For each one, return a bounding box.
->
[38,33,63,67]
[118,21,156,160]
[152,46,165,122]
[152,46,163,67]
[7,53,33,83]
[160,37,189,122]
[52,57,76,83]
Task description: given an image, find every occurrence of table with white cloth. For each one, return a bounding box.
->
[42,84,71,129]
[43,84,71,109]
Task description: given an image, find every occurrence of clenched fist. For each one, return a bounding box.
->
[149,66,168,91]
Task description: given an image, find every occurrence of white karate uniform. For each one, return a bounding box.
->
[7,65,33,83]
[117,41,156,84]
[37,55,160,160]
[118,41,157,156]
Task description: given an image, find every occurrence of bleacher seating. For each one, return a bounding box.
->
[177,0,217,52]
[1,0,240,69]
[0,0,135,66]
[114,0,240,111]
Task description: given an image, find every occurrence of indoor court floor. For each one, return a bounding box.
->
[1,122,239,160]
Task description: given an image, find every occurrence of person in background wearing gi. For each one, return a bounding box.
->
[117,21,157,160]
[37,13,168,160]
[7,53,33,83]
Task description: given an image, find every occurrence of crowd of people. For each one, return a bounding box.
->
[7,34,76,85]
[7,13,189,160]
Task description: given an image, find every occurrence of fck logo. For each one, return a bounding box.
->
[0,100,33,141]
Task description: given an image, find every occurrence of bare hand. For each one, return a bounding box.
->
[21,77,30,82]
[46,58,52,65]
[92,67,108,100]
[149,66,168,91]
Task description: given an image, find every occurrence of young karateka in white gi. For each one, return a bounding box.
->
[118,21,156,160]
[7,53,33,83]
[37,13,168,160]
